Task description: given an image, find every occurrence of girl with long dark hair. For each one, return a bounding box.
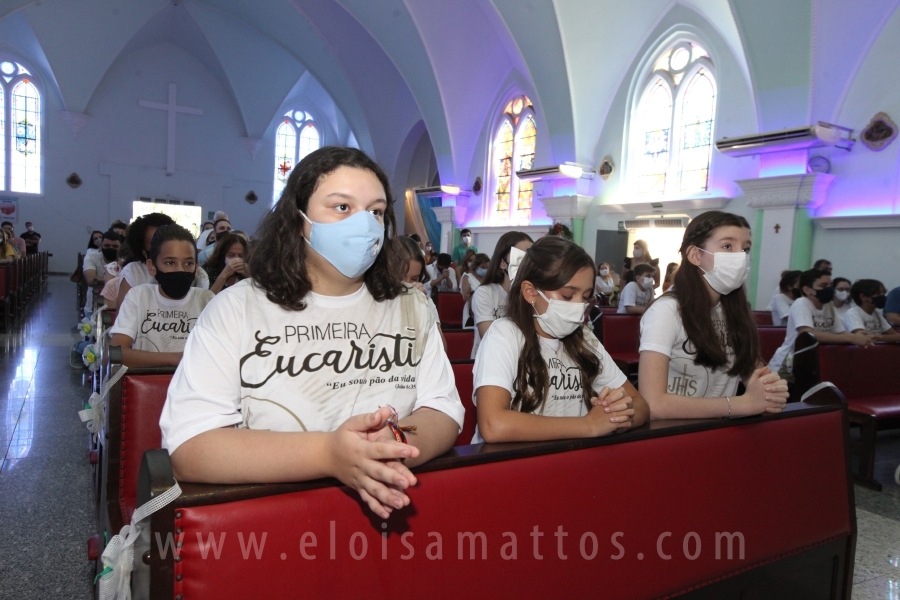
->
[474,237,648,442]
[160,147,464,520]
[638,211,789,419]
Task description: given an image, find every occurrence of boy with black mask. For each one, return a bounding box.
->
[109,224,214,368]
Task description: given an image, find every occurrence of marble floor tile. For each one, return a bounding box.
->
[851,576,900,600]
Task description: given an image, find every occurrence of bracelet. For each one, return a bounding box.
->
[724,396,732,419]
[385,405,416,444]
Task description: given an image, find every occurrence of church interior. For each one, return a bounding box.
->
[0,0,898,598]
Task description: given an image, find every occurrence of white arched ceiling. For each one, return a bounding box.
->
[0,11,63,105]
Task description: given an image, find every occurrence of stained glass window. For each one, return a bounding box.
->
[0,60,41,194]
[491,95,536,225]
[631,43,715,197]
[273,110,320,203]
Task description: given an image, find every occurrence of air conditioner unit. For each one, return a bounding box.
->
[620,217,690,230]
[715,122,854,157]
[516,163,594,181]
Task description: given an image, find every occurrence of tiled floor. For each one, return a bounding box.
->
[0,276,898,598]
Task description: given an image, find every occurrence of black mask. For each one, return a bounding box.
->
[873,295,887,309]
[101,248,119,262]
[216,230,231,241]
[155,271,194,299]
[814,287,835,304]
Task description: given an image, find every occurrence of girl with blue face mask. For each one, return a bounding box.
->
[160,147,465,520]
[461,252,490,329]
[639,211,790,420]
[473,237,649,443]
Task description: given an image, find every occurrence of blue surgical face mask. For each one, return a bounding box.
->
[300,209,384,279]
[476,267,487,277]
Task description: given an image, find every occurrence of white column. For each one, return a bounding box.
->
[537,195,593,244]
[432,206,457,254]
[736,174,834,308]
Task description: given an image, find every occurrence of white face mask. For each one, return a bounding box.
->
[641,276,655,288]
[599,268,609,276]
[533,290,586,338]
[506,246,526,282]
[698,248,750,295]
[633,249,644,258]
[224,256,242,265]
[462,235,471,244]
[834,289,850,302]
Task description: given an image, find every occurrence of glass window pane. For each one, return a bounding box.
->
[637,80,672,195]
[514,116,537,222]
[274,121,296,203]
[493,120,514,223]
[680,70,716,192]
[10,80,40,194]
[299,123,320,161]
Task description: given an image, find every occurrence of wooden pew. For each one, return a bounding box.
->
[135,384,856,600]
[792,332,900,491]
[435,292,465,329]
[443,329,474,361]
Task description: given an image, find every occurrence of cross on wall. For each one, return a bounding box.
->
[139,83,203,176]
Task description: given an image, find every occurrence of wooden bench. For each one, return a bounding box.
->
[135,384,856,599]
[793,332,900,491]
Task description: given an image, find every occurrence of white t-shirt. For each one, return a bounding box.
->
[617,281,655,313]
[843,304,891,334]
[640,296,740,399]
[470,283,508,359]
[109,284,214,352]
[83,250,111,311]
[770,293,794,327]
[595,276,616,295]
[160,281,464,454]
[764,285,780,311]
[120,261,210,291]
[834,302,852,319]
[425,263,458,293]
[461,273,481,330]
[768,297,845,372]
[471,318,627,443]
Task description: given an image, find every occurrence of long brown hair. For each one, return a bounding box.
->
[671,211,758,378]
[506,237,601,414]
[483,231,534,285]
[205,233,249,270]
[250,147,403,311]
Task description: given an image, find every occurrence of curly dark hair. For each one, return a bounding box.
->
[506,236,600,414]
[123,213,175,265]
[148,224,197,264]
[250,146,402,311]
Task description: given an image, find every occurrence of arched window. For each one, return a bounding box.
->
[490,95,536,225]
[274,110,320,202]
[630,42,715,197]
[0,60,41,194]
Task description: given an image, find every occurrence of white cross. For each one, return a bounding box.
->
[139,83,203,175]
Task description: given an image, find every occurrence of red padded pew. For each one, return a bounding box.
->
[451,360,475,446]
[443,329,474,361]
[435,292,465,329]
[793,332,900,491]
[136,385,855,599]
[757,326,786,364]
[597,314,641,376]
[753,310,774,326]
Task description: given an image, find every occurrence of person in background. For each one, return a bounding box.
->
[110,224,215,368]
[110,220,128,237]
[203,232,251,294]
[0,230,17,262]
[768,269,873,375]
[83,231,124,311]
[198,218,233,264]
[771,270,801,327]
[196,221,214,249]
[813,259,832,275]
[396,236,447,352]
[408,233,421,246]
[832,277,852,319]
[843,279,900,341]
[85,230,104,255]
[20,222,40,255]
[451,228,477,265]
[426,252,458,293]
[630,239,661,288]
[2,222,26,255]
[886,284,900,327]
[662,262,679,292]
[456,248,477,286]
[471,231,534,358]
[617,263,656,314]
[595,262,617,299]
[461,252,490,329]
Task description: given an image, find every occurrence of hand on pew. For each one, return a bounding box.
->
[590,386,635,433]
[330,406,420,519]
[743,367,789,414]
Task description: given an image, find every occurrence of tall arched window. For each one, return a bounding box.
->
[274,110,320,202]
[630,42,715,197]
[0,60,41,194]
[490,95,536,225]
